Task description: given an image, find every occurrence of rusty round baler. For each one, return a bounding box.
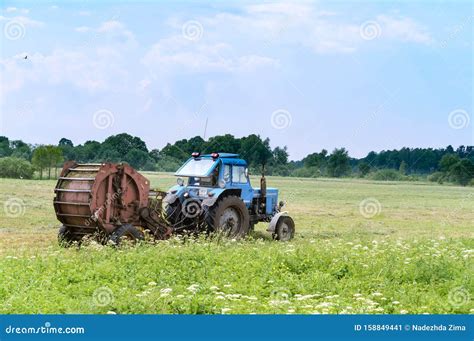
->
[54,161,171,245]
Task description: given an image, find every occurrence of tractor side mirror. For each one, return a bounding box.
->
[244,168,249,178]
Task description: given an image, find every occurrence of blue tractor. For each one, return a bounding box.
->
[163,152,295,241]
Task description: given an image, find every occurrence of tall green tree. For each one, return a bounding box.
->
[0,136,11,157]
[358,162,371,177]
[449,159,474,186]
[399,160,407,175]
[32,146,49,180]
[327,148,351,177]
[439,154,460,172]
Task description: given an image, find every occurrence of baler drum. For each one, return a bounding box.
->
[53,162,150,240]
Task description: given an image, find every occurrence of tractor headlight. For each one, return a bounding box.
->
[177,177,184,186]
[218,179,226,189]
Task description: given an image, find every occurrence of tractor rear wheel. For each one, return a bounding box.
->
[273,216,295,241]
[109,224,144,245]
[205,196,250,238]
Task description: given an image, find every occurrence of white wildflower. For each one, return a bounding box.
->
[187,284,200,293]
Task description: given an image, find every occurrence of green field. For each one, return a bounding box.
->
[0,174,473,314]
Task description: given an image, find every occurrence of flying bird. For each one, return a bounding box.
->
[24,56,27,59]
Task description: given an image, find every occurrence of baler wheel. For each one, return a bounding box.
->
[109,224,145,245]
[58,225,74,247]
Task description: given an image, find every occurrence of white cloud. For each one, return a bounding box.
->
[0,46,130,100]
[0,15,44,28]
[75,26,90,33]
[245,3,313,17]
[142,36,279,73]
[5,7,29,14]
[183,3,433,54]
[75,20,136,47]
[376,15,432,44]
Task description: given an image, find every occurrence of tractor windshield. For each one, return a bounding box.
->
[175,158,217,177]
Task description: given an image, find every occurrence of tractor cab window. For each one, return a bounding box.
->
[232,166,248,184]
[175,158,217,177]
[188,176,212,186]
[211,164,220,186]
[187,164,220,187]
[223,165,231,182]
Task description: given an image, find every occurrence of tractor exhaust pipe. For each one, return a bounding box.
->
[260,164,267,214]
[260,164,267,199]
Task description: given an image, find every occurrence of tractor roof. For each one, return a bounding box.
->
[202,153,247,166]
[202,153,239,158]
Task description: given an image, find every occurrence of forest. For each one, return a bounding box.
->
[0,134,473,185]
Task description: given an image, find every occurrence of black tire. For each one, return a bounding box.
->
[205,196,250,238]
[109,224,144,245]
[165,202,182,226]
[273,216,295,241]
[58,225,74,247]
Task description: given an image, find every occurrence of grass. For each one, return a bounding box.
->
[0,174,473,314]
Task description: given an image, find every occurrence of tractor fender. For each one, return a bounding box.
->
[267,211,289,233]
[163,192,178,205]
[164,185,187,205]
[202,196,218,208]
[201,188,228,208]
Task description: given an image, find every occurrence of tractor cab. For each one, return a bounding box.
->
[171,152,254,203]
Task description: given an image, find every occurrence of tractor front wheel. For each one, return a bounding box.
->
[165,202,183,226]
[273,216,295,241]
[205,196,250,238]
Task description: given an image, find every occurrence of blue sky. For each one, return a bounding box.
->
[0,0,472,160]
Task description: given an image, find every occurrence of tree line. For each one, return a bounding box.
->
[0,134,473,185]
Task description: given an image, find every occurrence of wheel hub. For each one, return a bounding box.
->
[219,207,240,232]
